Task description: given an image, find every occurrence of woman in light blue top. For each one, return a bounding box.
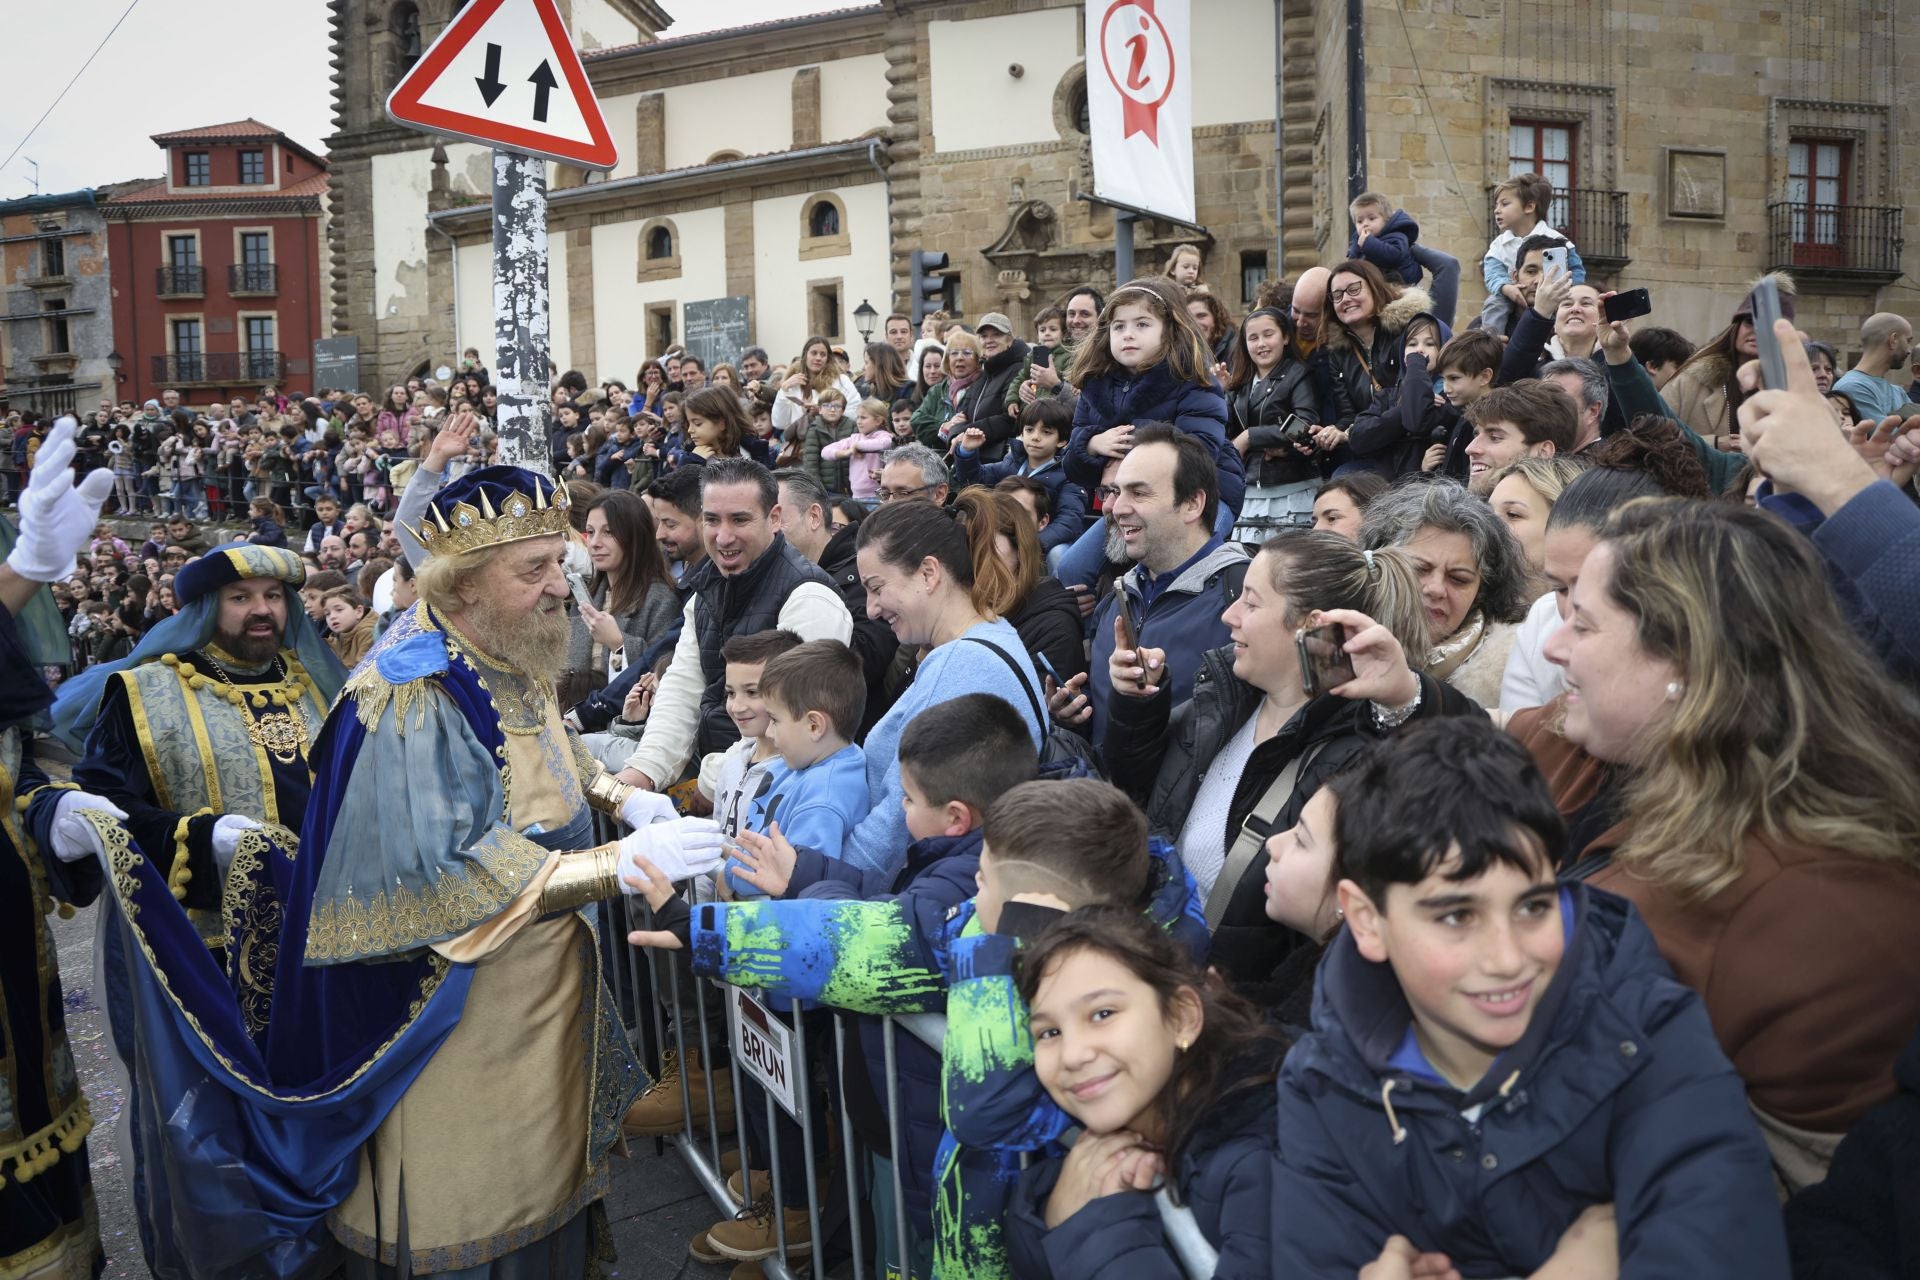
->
[841,489,1045,873]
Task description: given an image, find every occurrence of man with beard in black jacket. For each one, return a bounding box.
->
[774,467,899,735]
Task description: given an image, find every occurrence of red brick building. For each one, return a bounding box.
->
[104,120,327,407]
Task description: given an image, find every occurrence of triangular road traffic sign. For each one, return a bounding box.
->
[386,0,619,170]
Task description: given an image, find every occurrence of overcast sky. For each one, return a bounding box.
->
[0,0,848,198]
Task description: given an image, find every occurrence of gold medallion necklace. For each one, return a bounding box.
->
[193,649,313,766]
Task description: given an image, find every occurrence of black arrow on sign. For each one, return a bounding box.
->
[527,59,556,123]
[475,43,506,106]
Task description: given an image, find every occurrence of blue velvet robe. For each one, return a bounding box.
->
[88,602,641,1278]
[1,602,104,1279]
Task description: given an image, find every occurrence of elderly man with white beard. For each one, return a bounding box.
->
[52,465,729,1279]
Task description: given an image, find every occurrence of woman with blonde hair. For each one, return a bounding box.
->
[1514,497,1920,1188]
[910,330,985,449]
[1100,528,1482,985]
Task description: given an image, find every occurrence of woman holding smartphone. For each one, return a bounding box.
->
[1097,531,1478,988]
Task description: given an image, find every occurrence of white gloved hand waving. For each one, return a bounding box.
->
[49,791,129,864]
[617,787,680,829]
[7,418,118,583]
[616,817,726,888]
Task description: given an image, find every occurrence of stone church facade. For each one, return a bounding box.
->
[327,0,1916,390]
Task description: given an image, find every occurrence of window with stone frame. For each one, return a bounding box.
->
[1485,80,1617,236]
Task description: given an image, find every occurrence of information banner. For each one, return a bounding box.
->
[1087,0,1195,226]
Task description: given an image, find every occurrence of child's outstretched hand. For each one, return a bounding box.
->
[623,851,693,951]
[732,823,798,897]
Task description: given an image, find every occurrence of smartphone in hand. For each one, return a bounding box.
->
[1296,622,1356,697]
[1750,277,1789,390]
[1540,246,1569,276]
[1602,288,1652,323]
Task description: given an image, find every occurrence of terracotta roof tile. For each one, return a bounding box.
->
[150,118,281,142]
[105,171,330,204]
[585,5,882,61]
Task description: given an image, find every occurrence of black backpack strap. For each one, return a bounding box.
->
[961,636,1047,735]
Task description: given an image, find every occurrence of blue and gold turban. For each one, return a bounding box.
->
[50,542,343,751]
[175,542,308,606]
[402,465,570,558]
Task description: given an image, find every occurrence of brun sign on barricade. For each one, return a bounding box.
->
[732,985,800,1118]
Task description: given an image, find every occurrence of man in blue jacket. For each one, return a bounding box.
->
[1271,719,1789,1278]
[1086,428,1247,741]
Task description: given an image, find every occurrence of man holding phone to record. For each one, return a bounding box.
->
[1077,427,1248,741]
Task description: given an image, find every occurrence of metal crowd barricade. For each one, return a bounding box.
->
[588,813,1219,1280]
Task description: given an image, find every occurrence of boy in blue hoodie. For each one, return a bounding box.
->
[1272,718,1790,1278]
[724,639,869,898]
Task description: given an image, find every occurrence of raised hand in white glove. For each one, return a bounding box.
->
[50,791,129,864]
[7,417,118,583]
[210,815,263,877]
[616,816,726,888]
[617,787,680,829]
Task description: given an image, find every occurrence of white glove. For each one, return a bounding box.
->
[210,815,263,877]
[616,817,726,888]
[49,791,128,864]
[7,417,117,583]
[617,787,680,829]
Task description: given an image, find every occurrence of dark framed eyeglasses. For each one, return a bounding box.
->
[877,483,935,503]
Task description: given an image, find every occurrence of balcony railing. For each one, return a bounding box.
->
[1767,202,1904,284]
[229,262,278,294]
[155,265,204,297]
[149,350,285,385]
[1485,187,1631,274]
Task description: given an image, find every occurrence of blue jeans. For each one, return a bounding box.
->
[173,479,205,519]
[1410,242,1460,331]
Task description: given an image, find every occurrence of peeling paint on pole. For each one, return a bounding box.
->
[491,148,551,476]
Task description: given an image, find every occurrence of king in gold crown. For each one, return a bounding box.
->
[401,464,573,558]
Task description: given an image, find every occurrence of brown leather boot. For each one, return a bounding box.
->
[622,1046,736,1137]
[706,1192,812,1262]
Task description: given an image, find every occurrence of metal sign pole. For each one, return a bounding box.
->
[490,147,552,477]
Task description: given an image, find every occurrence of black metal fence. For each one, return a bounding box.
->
[154,265,204,296]
[1767,202,1904,280]
[229,263,278,293]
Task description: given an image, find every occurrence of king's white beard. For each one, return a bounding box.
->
[464,595,570,685]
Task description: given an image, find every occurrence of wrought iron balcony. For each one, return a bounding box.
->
[1767,203,1904,285]
[149,350,285,385]
[155,266,204,297]
[229,262,278,294]
[1484,187,1631,275]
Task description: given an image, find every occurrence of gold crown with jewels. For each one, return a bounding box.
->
[401,466,572,558]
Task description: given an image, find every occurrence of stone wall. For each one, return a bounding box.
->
[1349,0,1916,351]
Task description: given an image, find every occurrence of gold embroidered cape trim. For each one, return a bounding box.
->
[83,809,452,1103]
[0,1196,100,1278]
[303,826,549,964]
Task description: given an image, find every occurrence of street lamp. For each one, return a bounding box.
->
[106,349,124,383]
[853,299,878,343]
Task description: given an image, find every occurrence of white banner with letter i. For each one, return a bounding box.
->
[1087,0,1195,226]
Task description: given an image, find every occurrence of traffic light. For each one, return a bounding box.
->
[909,250,949,324]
